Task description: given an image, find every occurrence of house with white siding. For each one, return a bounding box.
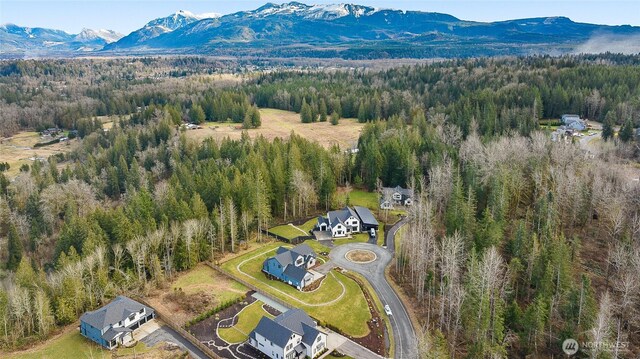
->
[248,309,327,359]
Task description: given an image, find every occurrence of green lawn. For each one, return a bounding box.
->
[333,233,370,247]
[218,301,274,344]
[6,330,110,359]
[394,225,407,253]
[269,218,318,240]
[326,355,355,359]
[220,241,372,337]
[269,224,308,239]
[343,189,380,210]
[331,224,385,247]
[115,341,153,356]
[299,218,319,233]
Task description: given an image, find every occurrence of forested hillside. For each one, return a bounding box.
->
[0,54,638,357]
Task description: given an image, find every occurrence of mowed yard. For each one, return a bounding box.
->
[185,108,365,149]
[0,131,75,178]
[219,241,372,337]
[217,301,274,344]
[269,218,318,240]
[4,325,158,359]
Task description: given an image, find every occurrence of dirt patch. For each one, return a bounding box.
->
[302,275,325,292]
[165,289,215,316]
[346,249,377,263]
[185,108,364,149]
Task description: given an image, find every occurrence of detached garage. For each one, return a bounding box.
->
[354,206,379,231]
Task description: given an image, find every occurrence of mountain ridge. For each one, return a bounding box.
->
[3,2,640,58]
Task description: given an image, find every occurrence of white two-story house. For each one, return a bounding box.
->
[248,309,327,359]
[316,207,361,238]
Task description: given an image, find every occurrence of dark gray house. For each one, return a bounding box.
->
[380,186,413,208]
[248,309,327,359]
[80,296,155,349]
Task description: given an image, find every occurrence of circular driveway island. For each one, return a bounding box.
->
[345,249,377,263]
[328,217,417,359]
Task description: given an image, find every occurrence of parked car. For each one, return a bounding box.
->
[370,228,376,237]
[384,304,392,316]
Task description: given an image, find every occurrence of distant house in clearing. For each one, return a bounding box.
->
[80,296,155,350]
[561,114,587,131]
[380,186,413,209]
[263,244,318,290]
[248,308,327,359]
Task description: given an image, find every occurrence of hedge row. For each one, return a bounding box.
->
[186,296,244,328]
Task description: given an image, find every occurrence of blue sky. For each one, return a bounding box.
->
[1,1,639,34]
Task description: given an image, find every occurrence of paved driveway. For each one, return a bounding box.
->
[141,325,210,359]
[329,218,417,359]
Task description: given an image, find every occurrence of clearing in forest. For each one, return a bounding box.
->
[0,131,75,178]
[185,108,365,149]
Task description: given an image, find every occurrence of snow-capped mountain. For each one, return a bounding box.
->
[104,10,220,50]
[0,23,124,53]
[144,10,218,32]
[3,2,640,58]
[74,28,123,44]
[245,2,378,19]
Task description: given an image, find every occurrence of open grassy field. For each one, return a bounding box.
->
[217,301,274,344]
[299,218,319,233]
[5,329,109,359]
[269,218,318,239]
[146,264,247,326]
[184,108,365,149]
[269,223,308,239]
[0,131,76,178]
[220,241,372,337]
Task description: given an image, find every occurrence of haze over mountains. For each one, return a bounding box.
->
[2,1,640,58]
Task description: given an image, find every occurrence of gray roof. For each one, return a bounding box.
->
[252,316,292,348]
[250,309,322,350]
[283,264,308,282]
[394,186,412,196]
[327,207,358,228]
[80,296,153,330]
[290,243,315,257]
[317,216,329,227]
[273,248,295,267]
[275,309,316,333]
[102,326,132,341]
[273,244,316,267]
[354,206,378,226]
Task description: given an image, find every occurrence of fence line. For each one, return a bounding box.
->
[206,262,295,312]
[261,228,314,244]
[135,297,222,359]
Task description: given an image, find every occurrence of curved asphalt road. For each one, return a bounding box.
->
[329,217,417,359]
